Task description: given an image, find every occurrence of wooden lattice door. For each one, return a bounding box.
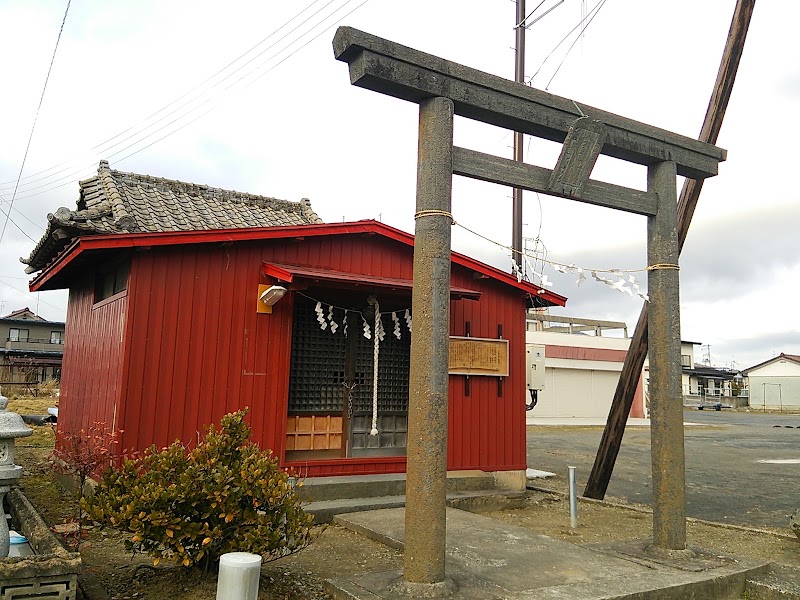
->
[286,295,410,459]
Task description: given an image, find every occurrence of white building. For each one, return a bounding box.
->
[744,353,800,411]
[525,315,645,420]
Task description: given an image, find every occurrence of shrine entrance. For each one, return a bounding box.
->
[333,26,726,587]
[286,294,411,461]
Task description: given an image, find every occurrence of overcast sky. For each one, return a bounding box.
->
[0,0,797,371]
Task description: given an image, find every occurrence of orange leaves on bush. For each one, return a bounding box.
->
[84,410,313,569]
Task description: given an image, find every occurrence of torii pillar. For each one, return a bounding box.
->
[404,96,454,586]
[647,160,686,549]
[334,26,725,588]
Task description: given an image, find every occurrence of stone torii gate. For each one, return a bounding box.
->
[334,27,726,590]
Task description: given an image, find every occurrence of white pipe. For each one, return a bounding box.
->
[568,466,578,529]
[216,552,261,600]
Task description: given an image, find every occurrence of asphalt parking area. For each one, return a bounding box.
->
[526,410,800,529]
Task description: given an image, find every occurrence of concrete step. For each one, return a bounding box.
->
[307,489,525,524]
[326,507,770,599]
[745,565,800,599]
[306,495,406,524]
[297,470,496,503]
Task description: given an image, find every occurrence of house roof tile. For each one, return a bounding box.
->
[21,160,322,273]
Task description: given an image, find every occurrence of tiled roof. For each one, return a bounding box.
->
[1,307,45,321]
[684,365,737,379]
[21,160,323,273]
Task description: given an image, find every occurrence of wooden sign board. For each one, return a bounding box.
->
[448,336,509,377]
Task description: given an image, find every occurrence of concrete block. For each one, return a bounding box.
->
[491,469,526,491]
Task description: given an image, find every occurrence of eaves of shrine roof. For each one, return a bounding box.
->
[28,219,567,308]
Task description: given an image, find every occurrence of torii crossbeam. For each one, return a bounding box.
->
[334,26,726,589]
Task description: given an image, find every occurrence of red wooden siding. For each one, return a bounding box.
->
[286,457,407,477]
[58,277,127,446]
[448,273,527,472]
[118,243,295,458]
[102,232,528,476]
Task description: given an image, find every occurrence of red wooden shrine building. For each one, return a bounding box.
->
[25,162,566,482]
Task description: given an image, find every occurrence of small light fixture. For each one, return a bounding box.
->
[259,285,287,306]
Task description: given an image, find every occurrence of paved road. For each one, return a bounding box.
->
[526,409,800,529]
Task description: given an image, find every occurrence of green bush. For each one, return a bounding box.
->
[83,409,313,568]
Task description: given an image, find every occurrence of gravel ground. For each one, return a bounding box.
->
[17,440,799,600]
[9,394,800,599]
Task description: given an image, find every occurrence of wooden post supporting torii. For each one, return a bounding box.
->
[584,0,757,501]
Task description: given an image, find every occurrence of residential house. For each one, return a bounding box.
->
[678,341,744,408]
[23,161,567,484]
[744,353,800,411]
[0,307,65,386]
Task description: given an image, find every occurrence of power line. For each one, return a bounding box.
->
[517,0,547,28]
[0,0,71,246]
[528,0,605,85]
[113,0,372,167]
[0,278,64,312]
[0,0,328,189]
[0,205,39,244]
[108,0,368,166]
[1,1,336,195]
[0,196,44,231]
[238,0,370,88]
[545,0,609,89]
[0,0,366,201]
[0,193,44,238]
[523,0,565,29]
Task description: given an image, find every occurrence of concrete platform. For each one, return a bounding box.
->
[307,489,525,524]
[300,470,526,523]
[325,507,770,599]
[298,470,498,503]
[745,564,800,599]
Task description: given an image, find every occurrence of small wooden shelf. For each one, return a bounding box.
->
[285,415,342,451]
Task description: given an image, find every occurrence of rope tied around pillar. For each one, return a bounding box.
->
[646,263,680,271]
[414,209,455,225]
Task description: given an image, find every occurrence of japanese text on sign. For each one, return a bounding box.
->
[448,337,509,376]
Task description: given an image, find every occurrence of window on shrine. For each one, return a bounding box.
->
[94,259,130,303]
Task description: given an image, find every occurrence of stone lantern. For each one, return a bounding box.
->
[0,391,32,557]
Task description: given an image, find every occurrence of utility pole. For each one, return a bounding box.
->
[512,0,525,270]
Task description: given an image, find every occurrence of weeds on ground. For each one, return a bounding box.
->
[50,424,123,549]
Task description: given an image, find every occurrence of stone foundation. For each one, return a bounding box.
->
[0,488,80,599]
[491,469,526,491]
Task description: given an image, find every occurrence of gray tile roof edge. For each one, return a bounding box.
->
[300,197,324,224]
[21,160,323,273]
[98,160,135,231]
